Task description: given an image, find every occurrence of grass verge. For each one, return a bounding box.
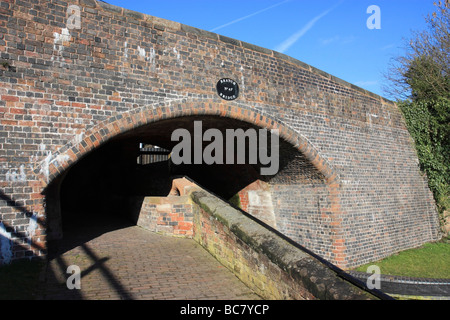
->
[355,239,450,279]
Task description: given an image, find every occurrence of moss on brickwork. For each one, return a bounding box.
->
[191,191,231,229]
[228,193,241,209]
[229,224,260,253]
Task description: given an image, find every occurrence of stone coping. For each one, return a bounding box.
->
[186,178,394,300]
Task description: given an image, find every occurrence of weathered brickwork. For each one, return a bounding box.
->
[188,186,380,300]
[236,180,277,228]
[0,0,441,269]
[137,196,193,237]
[136,179,383,299]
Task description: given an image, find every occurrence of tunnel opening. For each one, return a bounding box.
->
[44,115,332,259]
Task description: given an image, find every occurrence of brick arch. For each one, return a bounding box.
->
[35,98,340,189]
[33,98,346,266]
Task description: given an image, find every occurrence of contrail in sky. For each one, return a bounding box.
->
[274,1,343,53]
[210,0,291,32]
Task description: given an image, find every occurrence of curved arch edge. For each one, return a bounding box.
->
[32,99,341,190]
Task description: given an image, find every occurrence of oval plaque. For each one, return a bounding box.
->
[216,78,239,101]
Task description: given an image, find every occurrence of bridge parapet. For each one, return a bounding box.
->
[137,178,391,300]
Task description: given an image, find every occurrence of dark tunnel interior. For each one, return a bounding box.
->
[43,115,326,249]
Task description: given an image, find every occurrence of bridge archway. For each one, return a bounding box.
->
[40,99,345,265]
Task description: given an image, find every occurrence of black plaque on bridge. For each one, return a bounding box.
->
[216,78,239,101]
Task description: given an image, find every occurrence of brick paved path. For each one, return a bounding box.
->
[40,216,261,300]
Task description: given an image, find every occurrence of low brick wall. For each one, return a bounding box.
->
[137,196,194,237]
[189,189,383,300]
[136,178,389,300]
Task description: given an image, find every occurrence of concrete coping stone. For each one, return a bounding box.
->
[188,188,392,300]
[179,24,218,40]
[190,190,309,266]
[144,195,190,205]
[96,0,123,14]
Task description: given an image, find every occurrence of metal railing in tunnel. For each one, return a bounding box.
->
[137,144,171,165]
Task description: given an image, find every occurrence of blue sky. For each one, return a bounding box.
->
[104,0,437,100]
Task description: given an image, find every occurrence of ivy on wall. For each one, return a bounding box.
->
[399,97,450,225]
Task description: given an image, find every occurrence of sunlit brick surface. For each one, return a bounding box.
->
[41,217,260,300]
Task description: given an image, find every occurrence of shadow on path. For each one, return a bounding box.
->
[40,214,261,300]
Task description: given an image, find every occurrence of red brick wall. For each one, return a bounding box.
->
[137,180,380,299]
[0,0,441,268]
[189,187,378,300]
[236,180,276,228]
[137,196,193,238]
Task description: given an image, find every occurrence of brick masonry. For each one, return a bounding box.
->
[137,196,194,238]
[188,183,382,300]
[237,180,276,228]
[136,178,385,300]
[0,0,442,269]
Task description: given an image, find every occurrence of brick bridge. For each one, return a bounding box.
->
[0,0,442,293]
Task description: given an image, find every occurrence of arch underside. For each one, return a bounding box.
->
[35,99,339,187]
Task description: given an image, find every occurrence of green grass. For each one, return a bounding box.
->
[355,239,450,279]
[0,259,46,300]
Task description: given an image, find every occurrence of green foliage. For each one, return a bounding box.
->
[384,1,449,101]
[399,97,450,214]
[388,1,450,230]
[405,55,450,101]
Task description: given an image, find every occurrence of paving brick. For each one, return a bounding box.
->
[39,216,260,300]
